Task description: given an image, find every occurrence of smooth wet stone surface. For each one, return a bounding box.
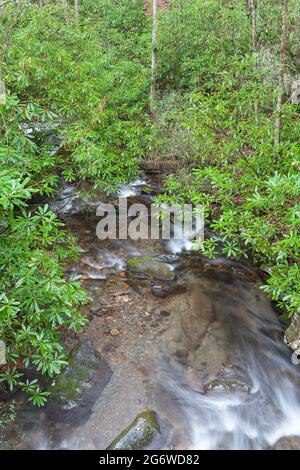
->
[271,436,300,450]
[47,340,112,424]
[107,410,161,450]
[150,284,186,298]
[285,312,300,351]
[203,379,251,394]
[156,255,180,264]
[127,256,176,281]
[0,402,16,449]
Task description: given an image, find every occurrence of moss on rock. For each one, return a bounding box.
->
[127,256,176,280]
[47,340,112,423]
[107,410,161,450]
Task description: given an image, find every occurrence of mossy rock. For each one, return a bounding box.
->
[127,256,176,281]
[47,340,112,424]
[107,410,161,450]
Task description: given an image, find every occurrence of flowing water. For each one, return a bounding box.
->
[3,178,300,450]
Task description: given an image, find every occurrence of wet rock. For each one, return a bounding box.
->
[0,383,9,401]
[110,328,120,337]
[259,265,272,276]
[47,340,112,424]
[141,185,155,194]
[150,284,186,299]
[127,256,176,281]
[204,365,251,394]
[106,410,161,450]
[180,288,213,350]
[160,310,171,317]
[156,255,180,264]
[0,401,17,449]
[271,436,300,450]
[174,349,189,365]
[284,312,300,351]
[203,379,250,394]
[151,285,171,298]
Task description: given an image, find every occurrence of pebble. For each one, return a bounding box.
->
[110,328,121,336]
[160,310,170,317]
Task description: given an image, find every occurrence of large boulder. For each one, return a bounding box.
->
[47,340,112,425]
[284,312,300,353]
[107,410,161,450]
[271,436,300,450]
[127,256,176,281]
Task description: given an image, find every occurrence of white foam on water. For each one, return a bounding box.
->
[117,179,148,197]
[166,237,194,254]
[156,295,300,450]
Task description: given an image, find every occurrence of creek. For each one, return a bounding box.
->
[3,178,300,450]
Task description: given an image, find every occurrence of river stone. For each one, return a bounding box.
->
[47,340,112,424]
[150,284,186,298]
[106,410,161,450]
[127,256,176,281]
[203,379,251,394]
[284,312,300,351]
[204,365,251,394]
[271,436,300,450]
[156,255,180,264]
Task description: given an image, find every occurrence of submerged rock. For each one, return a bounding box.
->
[284,312,300,352]
[47,340,112,424]
[127,256,176,281]
[271,436,300,450]
[107,410,161,450]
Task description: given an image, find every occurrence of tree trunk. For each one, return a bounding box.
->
[61,0,68,23]
[248,0,257,52]
[274,0,289,149]
[248,0,258,117]
[150,0,158,114]
[74,0,79,21]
